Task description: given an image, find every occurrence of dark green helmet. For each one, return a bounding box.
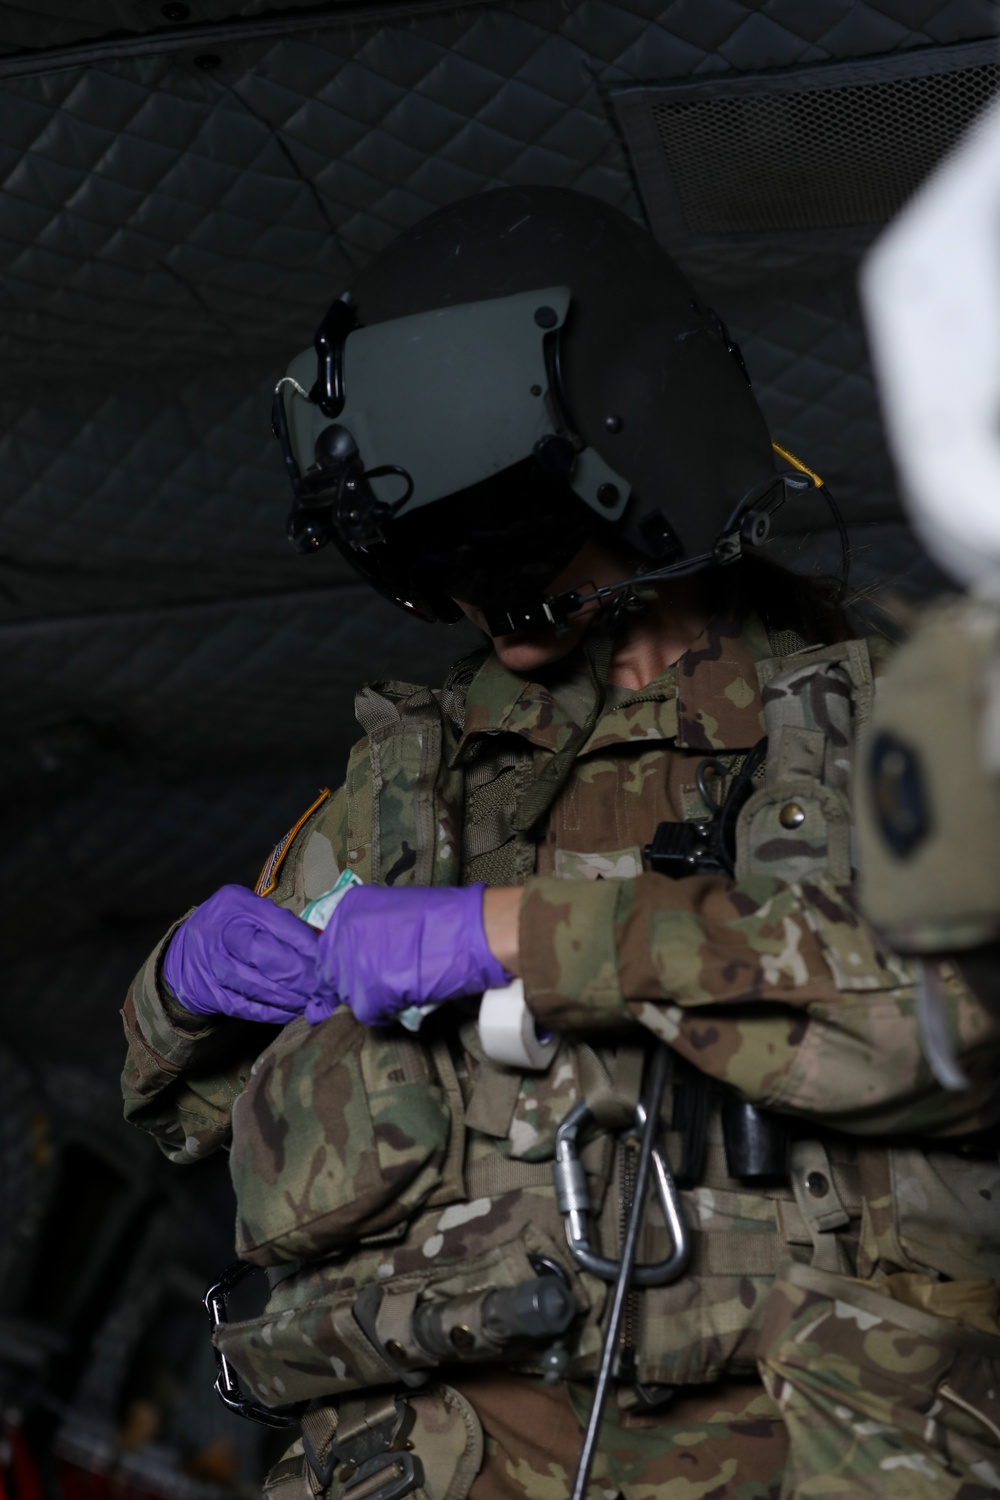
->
[274,187,783,627]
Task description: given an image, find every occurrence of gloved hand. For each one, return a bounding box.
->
[162,884,321,1024]
[311,883,510,1025]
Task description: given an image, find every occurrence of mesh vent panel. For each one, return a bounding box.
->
[652,63,1000,234]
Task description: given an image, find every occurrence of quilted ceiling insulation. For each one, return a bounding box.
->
[3,0,998,1120]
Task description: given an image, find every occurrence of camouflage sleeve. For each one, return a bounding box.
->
[518,870,1000,1136]
[120,786,349,1160]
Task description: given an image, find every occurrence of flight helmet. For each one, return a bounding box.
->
[273,187,797,632]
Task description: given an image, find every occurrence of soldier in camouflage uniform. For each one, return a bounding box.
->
[122,190,1000,1500]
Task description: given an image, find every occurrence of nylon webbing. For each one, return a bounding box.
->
[355,684,407,737]
[300,1400,338,1461]
[765,626,811,659]
[462,808,514,860]
[699,1231,782,1277]
[464,746,517,794]
[462,749,534,888]
[464,1155,555,1198]
[427,1038,467,1205]
[463,1066,522,1138]
[511,627,613,835]
[578,1044,642,1132]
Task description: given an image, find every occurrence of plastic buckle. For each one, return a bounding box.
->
[644,819,729,878]
[341,1452,421,1500]
[303,1400,422,1500]
[203,1260,299,1430]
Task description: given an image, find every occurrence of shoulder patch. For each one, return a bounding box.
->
[255,788,331,897]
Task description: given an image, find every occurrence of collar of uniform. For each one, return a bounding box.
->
[453,651,582,760]
[575,665,678,754]
[674,612,769,750]
[452,612,770,763]
[575,614,768,756]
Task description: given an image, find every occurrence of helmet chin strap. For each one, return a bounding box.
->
[479,465,827,636]
[480,466,817,639]
[481,549,717,638]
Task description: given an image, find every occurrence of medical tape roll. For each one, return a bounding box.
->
[479,978,558,1070]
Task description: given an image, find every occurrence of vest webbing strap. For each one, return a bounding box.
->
[464,746,518,793]
[511,627,614,836]
[464,1155,555,1198]
[463,1065,522,1139]
[461,1163,786,1275]
[698,1231,782,1277]
[461,745,535,888]
[462,809,514,861]
[426,1039,468,1208]
[574,1043,644,1132]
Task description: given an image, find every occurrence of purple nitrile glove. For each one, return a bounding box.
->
[311,883,510,1026]
[162,883,321,1024]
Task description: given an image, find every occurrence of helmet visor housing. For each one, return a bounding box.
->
[275,284,631,617]
[274,188,783,621]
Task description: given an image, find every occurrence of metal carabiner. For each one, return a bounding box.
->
[553,1091,689,1288]
[204,1260,300,1429]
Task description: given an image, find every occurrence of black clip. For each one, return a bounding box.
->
[203,1261,300,1429]
[310,294,358,418]
[645,740,768,881]
[644,819,729,879]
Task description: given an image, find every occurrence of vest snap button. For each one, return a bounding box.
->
[779,801,806,829]
[385,1339,407,1363]
[806,1171,829,1197]
[450,1324,475,1351]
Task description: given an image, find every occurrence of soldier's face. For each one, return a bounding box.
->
[451,537,632,673]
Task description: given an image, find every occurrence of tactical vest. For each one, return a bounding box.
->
[218,636,1000,1413]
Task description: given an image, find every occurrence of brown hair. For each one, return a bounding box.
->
[710,552,854,646]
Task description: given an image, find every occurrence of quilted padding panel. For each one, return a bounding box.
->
[5,586,474,768]
[718,271,895,524]
[1,0,995,380]
[0,366,325,615]
[0,1,334,58]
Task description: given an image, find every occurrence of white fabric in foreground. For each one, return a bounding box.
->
[862,93,1000,590]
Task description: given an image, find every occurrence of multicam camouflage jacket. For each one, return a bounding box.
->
[121,613,1000,1409]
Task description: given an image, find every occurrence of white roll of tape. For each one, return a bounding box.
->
[478,977,558,1070]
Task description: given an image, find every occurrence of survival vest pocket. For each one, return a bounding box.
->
[216,1220,586,1409]
[231,1010,452,1266]
[758,1261,1000,1494]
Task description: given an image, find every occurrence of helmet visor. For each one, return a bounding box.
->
[389,458,596,614]
[276,286,630,548]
